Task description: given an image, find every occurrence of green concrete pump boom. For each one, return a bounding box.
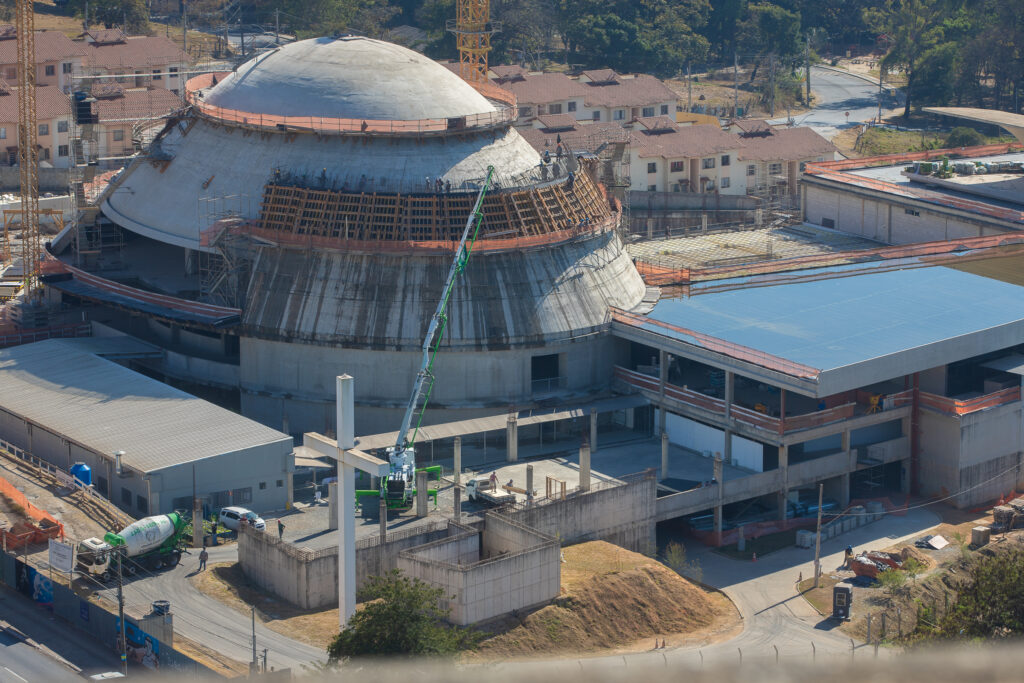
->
[392,165,495,453]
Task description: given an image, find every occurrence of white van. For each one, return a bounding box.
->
[219,506,266,531]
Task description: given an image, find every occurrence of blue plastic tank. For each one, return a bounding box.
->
[69,462,92,487]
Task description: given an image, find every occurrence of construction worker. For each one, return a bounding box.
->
[489,471,498,490]
[277,519,285,540]
[198,547,209,572]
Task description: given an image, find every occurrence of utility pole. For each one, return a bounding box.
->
[733,52,739,117]
[250,606,257,672]
[262,648,268,673]
[805,34,811,107]
[769,53,776,118]
[878,64,884,124]
[274,9,280,46]
[813,483,824,588]
[182,1,188,59]
[686,63,692,112]
[117,549,127,677]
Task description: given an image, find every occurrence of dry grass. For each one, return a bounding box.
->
[189,562,341,650]
[469,541,741,659]
[797,575,839,616]
[174,634,250,677]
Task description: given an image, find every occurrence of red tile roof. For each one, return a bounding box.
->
[490,64,528,81]
[580,74,677,109]
[83,28,127,45]
[517,120,629,155]
[630,123,741,159]
[535,113,578,130]
[0,28,87,64]
[81,36,187,70]
[731,118,772,134]
[500,72,586,106]
[93,88,182,122]
[0,85,69,123]
[579,69,617,84]
[736,126,837,161]
[635,116,677,133]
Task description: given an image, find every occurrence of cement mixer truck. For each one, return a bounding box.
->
[76,513,186,581]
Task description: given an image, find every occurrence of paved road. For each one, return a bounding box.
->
[770,66,903,140]
[0,585,122,681]
[93,544,326,672]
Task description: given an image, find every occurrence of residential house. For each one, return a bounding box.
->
[627,117,744,194]
[492,66,678,126]
[729,119,838,200]
[82,83,183,162]
[77,29,188,95]
[0,82,73,168]
[0,26,87,93]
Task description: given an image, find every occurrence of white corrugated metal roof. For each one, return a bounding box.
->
[0,339,291,473]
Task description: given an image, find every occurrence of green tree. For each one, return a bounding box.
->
[68,0,150,34]
[327,569,478,660]
[876,568,907,604]
[945,126,984,148]
[902,556,925,584]
[663,540,703,584]
[938,547,1024,638]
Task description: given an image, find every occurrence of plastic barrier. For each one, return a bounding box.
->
[0,474,64,549]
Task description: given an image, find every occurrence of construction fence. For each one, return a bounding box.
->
[0,473,63,549]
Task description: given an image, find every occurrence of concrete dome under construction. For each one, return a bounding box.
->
[60,36,649,436]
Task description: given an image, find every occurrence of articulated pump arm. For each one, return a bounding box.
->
[393,165,495,454]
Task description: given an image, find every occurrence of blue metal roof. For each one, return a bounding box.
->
[642,264,1024,375]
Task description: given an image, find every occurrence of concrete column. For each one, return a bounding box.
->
[659,349,667,398]
[660,431,669,481]
[839,472,851,508]
[192,502,203,549]
[658,406,666,436]
[453,436,461,485]
[723,428,732,466]
[336,375,356,627]
[286,471,294,510]
[778,444,789,521]
[590,408,598,453]
[328,481,338,530]
[526,464,534,504]
[788,160,799,197]
[579,444,591,492]
[724,371,734,421]
[713,505,723,544]
[416,470,428,518]
[506,415,518,463]
[714,453,724,546]
[454,486,461,521]
[379,499,387,540]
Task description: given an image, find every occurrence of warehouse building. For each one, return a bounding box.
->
[0,337,294,516]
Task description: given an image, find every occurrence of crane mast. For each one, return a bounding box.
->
[15,0,41,300]
[382,166,494,507]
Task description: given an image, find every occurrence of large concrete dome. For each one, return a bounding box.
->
[204,36,495,120]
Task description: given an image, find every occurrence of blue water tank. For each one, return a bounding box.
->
[69,462,92,487]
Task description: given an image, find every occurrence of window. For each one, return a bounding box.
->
[567,101,577,112]
[721,177,731,188]
[57,120,68,133]
[232,487,253,504]
[38,123,48,136]
[40,147,49,161]
[62,62,72,74]
[642,106,654,118]
[44,65,55,76]
[211,490,230,507]
[548,103,562,114]
[531,353,562,393]
[152,69,162,80]
[647,162,657,173]
[169,66,179,78]
[613,109,625,121]
[97,476,108,496]
[518,106,533,118]
[136,494,148,513]
[0,128,6,140]
[121,488,132,506]
[660,104,669,115]
[4,68,14,81]
[702,157,715,169]
[904,208,920,217]
[670,160,684,172]
[648,184,657,191]
[276,480,284,487]
[58,145,68,157]
[592,111,600,121]
[259,482,267,490]
[769,162,782,174]
[113,129,124,142]
[747,164,756,176]
[720,154,730,166]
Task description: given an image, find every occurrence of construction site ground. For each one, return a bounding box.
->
[664,72,813,119]
[625,223,882,275]
[796,504,1004,644]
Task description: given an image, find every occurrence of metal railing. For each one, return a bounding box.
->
[0,323,91,348]
[918,386,1021,416]
[531,376,567,394]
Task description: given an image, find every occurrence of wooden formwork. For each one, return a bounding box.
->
[256,165,612,244]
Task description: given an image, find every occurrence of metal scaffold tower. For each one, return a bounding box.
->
[447,0,500,84]
[15,0,41,301]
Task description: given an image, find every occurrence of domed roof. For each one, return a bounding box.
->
[204,36,497,120]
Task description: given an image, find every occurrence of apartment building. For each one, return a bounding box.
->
[0,83,73,168]
[0,27,86,93]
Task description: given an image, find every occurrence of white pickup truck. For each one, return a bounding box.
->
[465,476,516,507]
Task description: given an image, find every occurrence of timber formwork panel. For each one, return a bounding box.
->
[256,168,612,244]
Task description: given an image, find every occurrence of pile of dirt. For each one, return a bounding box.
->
[472,541,730,658]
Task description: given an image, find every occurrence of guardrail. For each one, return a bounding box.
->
[918,386,1020,416]
[185,73,517,137]
[0,323,91,348]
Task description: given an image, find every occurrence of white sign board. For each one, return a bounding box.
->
[48,538,74,573]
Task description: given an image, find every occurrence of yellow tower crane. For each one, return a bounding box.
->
[15,0,41,302]
[447,0,500,84]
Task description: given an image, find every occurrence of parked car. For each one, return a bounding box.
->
[218,506,266,531]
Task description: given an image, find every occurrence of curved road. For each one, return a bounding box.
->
[770,66,903,140]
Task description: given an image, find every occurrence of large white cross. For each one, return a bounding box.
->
[304,374,389,628]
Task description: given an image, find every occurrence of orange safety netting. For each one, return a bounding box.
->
[185,74,517,136]
[918,387,1021,416]
[0,474,64,549]
[805,142,1023,173]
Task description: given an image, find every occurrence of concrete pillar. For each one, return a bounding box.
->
[713,505,723,543]
[454,486,461,521]
[714,454,724,545]
[192,502,203,549]
[658,406,666,436]
[579,444,591,492]
[526,464,534,504]
[328,481,338,530]
[659,349,667,398]
[788,160,799,197]
[506,415,518,463]
[285,471,294,510]
[778,444,789,521]
[660,431,669,481]
[453,436,461,485]
[723,429,732,466]
[416,470,428,518]
[839,472,851,508]
[336,375,356,627]
[379,498,387,540]
[590,408,598,453]
[724,371,734,421]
